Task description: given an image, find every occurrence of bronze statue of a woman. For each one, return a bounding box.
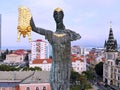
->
[30,7,81,90]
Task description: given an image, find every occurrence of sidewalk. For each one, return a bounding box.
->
[89,85,99,90]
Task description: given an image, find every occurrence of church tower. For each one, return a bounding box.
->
[103,22,118,85]
[104,22,118,60]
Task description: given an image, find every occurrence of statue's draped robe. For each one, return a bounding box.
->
[32,27,80,90]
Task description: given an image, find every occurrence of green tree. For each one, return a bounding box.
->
[9,50,13,54]
[24,53,29,61]
[1,49,9,60]
[0,65,21,71]
[24,53,29,67]
[1,52,6,60]
[95,62,103,77]
[22,66,42,71]
[82,69,94,81]
[0,64,10,71]
[5,49,9,54]
[22,66,29,71]
[70,70,80,85]
[34,66,42,71]
[70,70,92,90]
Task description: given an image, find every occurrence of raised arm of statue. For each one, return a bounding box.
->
[30,17,53,36]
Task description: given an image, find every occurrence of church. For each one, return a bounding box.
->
[103,22,120,88]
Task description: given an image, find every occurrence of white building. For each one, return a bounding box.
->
[31,39,49,61]
[4,49,26,63]
[29,58,52,71]
[4,54,24,63]
[72,56,86,74]
[71,45,81,55]
[114,62,120,87]
[30,55,86,74]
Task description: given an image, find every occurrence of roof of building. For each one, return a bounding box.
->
[31,39,48,43]
[0,71,50,83]
[0,71,34,82]
[32,55,84,64]
[32,58,52,64]
[21,71,50,84]
[7,53,20,56]
[12,49,27,55]
[104,24,118,52]
[71,55,84,62]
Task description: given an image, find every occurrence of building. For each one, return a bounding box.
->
[30,58,52,71]
[4,49,27,63]
[30,55,86,74]
[19,71,50,90]
[0,71,50,90]
[103,23,120,88]
[71,45,85,55]
[71,54,86,74]
[86,50,96,64]
[31,39,49,61]
[71,45,81,55]
[86,49,105,70]
[4,54,24,63]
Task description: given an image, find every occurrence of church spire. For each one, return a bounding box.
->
[110,21,112,28]
[108,21,114,40]
[105,21,118,52]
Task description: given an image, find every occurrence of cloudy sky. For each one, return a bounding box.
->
[0,0,120,49]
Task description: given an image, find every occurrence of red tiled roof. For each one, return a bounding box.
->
[32,58,52,64]
[32,39,47,42]
[32,55,84,64]
[7,53,20,56]
[71,55,84,62]
[13,49,26,55]
[89,50,95,54]
[36,39,42,41]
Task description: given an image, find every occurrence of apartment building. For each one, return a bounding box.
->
[31,39,49,61]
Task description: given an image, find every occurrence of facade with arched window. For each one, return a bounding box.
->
[19,84,50,90]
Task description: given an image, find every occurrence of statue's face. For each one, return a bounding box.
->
[53,11,64,23]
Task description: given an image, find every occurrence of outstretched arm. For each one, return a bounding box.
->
[30,17,52,35]
[66,29,81,41]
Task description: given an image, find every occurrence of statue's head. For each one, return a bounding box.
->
[53,7,64,23]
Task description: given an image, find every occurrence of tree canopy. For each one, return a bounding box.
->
[95,62,103,77]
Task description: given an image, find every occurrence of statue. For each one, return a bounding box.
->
[30,7,81,90]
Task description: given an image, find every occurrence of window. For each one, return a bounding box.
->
[43,86,46,90]
[36,87,39,90]
[111,62,113,65]
[118,76,120,80]
[26,87,30,90]
[107,54,113,59]
[118,70,120,73]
